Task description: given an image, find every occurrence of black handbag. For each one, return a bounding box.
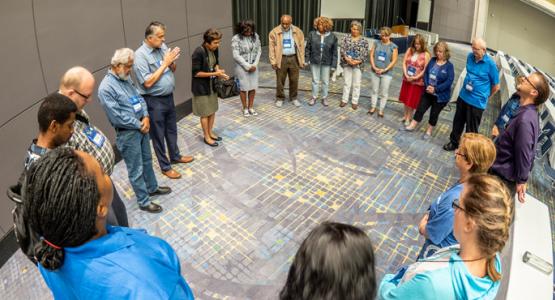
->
[215,76,240,99]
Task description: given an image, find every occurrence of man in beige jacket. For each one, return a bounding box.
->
[269,14,305,107]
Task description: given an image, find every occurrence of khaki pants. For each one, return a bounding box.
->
[276,55,300,101]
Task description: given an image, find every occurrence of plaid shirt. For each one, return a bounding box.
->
[66,109,115,175]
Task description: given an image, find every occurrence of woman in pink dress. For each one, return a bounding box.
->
[399,34,430,126]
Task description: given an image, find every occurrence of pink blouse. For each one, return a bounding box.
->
[403,48,427,86]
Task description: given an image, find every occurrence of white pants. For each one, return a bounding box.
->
[341,66,362,105]
[370,72,393,112]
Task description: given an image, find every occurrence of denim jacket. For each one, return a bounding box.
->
[305,31,338,67]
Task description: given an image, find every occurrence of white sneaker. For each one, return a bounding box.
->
[275,100,283,107]
[243,109,250,117]
[292,99,301,107]
[249,108,258,116]
[308,97,316,106]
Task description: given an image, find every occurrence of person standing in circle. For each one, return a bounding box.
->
[403,41,454,139]
[191,28,229,147]
[399,34,430,126]
[232,20,261,117]
[368,27,398,118]
[305,16,338,107]
[339,20,368,110]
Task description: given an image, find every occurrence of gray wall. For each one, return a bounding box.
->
[0,0,233,238]
[431,0,475,42]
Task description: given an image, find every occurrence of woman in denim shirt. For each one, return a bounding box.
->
[339,21,369,110]
[232,20,261,117]
[305,17,338,107]
[404,42,454,139]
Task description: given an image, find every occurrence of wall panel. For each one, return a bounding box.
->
[0,0,47,126]
[122,0,188,47]
[186,0,233,36]
[0,105,40,232]
[34,0,125,91]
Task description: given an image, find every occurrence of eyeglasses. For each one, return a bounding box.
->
[452,199,466,212]
[523,76,538,91]
[73,89,91,100]
[455,150,466,159]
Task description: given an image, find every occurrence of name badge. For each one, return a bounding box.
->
[429,73,437,80]
[129,95,142,113]
[407,65,417,76]
[84,126,105,148]
[465,81,474,92]
[158,60,171,73]
[283,38,292,49]
[377,51,386,62]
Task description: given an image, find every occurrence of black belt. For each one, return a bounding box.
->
[282,54,296,57]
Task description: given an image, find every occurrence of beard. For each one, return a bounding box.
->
[117,72,129,81]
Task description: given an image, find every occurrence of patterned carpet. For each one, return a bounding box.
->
[1,42,553,299]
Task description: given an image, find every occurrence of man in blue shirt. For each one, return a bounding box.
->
[443,38,500,151]
[490,72,550,203]
[99,48,171,213]
[134,21,194,180]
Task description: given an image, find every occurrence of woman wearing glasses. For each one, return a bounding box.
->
[417,132,496,259]
[378,173,512,299]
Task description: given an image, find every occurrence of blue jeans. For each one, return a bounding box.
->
[310,64,331,99]
[116,130,158,207]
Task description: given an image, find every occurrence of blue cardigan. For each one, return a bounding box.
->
[423,57,455,103]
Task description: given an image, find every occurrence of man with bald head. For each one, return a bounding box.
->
[443,38,500,151]
[60,66,128,226]
[269,14,305,107]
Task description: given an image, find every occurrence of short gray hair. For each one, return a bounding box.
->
[110,48,134,66]
[472,38,487,50]
[350,20,363,33]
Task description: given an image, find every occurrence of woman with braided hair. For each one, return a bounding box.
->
[24,148,194,299]
[378,174,512,299]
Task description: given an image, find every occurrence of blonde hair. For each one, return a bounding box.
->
[464,174,513,282]
[458,133,496,173]
[433,41,451,60]
[379,26,392,36]
[313,16,333,32]
[350,20,363,34]
[410,34,428,53]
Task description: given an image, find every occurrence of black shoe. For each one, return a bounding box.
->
[149,186,172,197]
[443,142,458,151]
[204,138,219,147]
[139,203,163,213]
[211,136,223,141]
